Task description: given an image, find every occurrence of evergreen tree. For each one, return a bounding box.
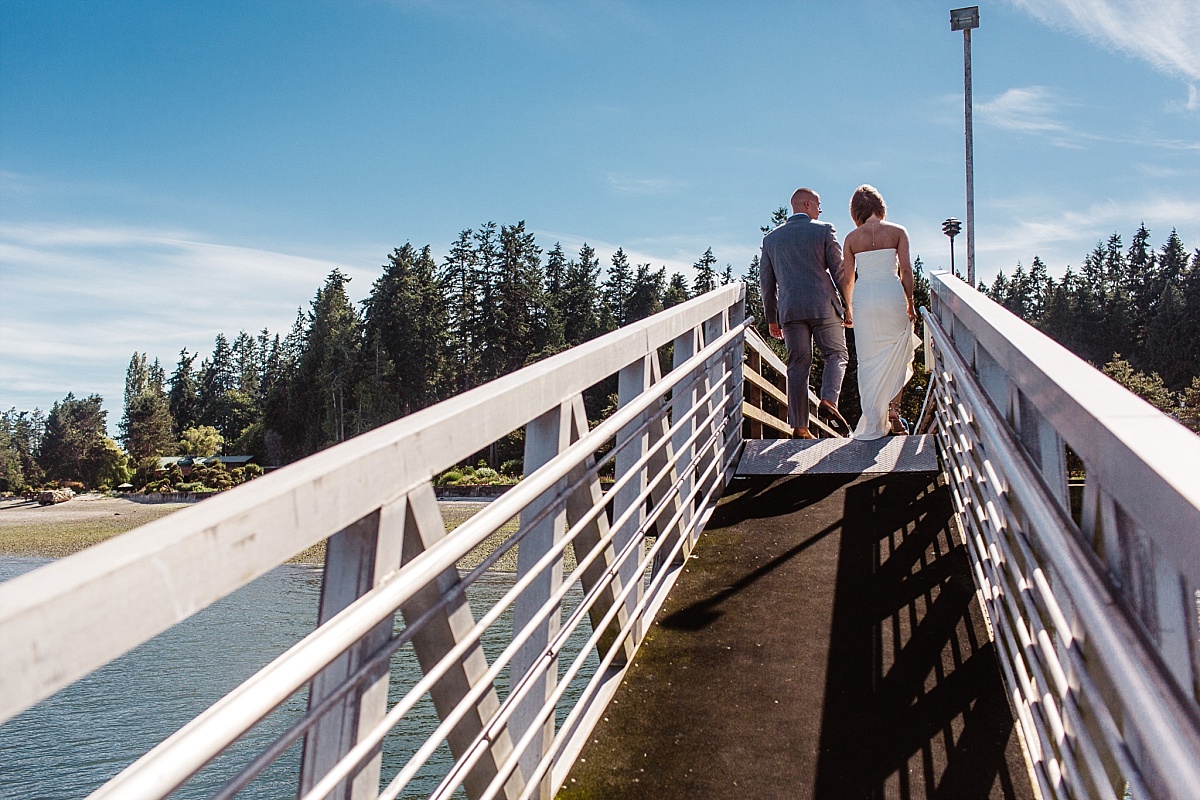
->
[692,247,718,296]
[360,243,451,424]
[168,348,200,437]
[473,222,502,375]
[663,272,690,309]
[0,408,44,490]
[743,256,769,340]
[296,269,362,449]
[490,221,548,375]
[1102,355,1175,412]
[197,333,236,437]
[761,206,789,234]
[1144,281,1191,389]
[562,244,603,345]
[443,228,481,392]
[625,264,665,322]
[39,393,119,487]
[542,242,568,354]
[603,248,633,328]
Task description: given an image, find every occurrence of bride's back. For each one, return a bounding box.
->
[846,218,905,253]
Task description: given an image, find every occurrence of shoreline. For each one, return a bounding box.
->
[0,495,541,572]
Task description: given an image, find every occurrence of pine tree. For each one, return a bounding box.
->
[490,221,548,375]
[442,229,481,392]
[603,248,633,328]
[39,393,118,487]
[663,272,690,309]
[1144,281,1190,389]
[692,248,717,296]
[0,408,45,490]
[120,351,175,459]
[168,348,200,437]
[625,264,665,322]
[562,244,603,345]
[542,242,568,354]
[361,243,451,423]
[297,269,362,449]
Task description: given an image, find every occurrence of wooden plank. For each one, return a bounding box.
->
[743,402,791,436]
[744,364,787,407]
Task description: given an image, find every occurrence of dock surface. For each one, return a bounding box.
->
[560,445,1034,799]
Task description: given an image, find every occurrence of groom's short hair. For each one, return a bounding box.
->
[791,188,817,213]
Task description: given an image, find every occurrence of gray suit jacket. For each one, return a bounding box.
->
[759,213,848,325]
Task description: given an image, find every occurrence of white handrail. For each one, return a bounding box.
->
[1,283,748,800]
[926,270,1200,800]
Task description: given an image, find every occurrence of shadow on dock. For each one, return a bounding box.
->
[558,472,1034,800]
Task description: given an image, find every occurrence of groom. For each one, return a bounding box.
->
[759,187,852,438]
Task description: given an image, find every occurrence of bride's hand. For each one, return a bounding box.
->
[906,300,918,322]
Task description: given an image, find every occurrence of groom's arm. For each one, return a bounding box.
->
[759,243,781,338]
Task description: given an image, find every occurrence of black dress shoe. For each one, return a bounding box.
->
[817,402,850,435]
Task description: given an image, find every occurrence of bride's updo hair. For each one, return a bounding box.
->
[850,184,886,225]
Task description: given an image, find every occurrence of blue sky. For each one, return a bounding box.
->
[2,0,1199,427]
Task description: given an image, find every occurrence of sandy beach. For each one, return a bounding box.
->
[0,495,529,570]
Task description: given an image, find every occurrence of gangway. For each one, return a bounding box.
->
[1,274,1198,799]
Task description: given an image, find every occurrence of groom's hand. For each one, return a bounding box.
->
[769,322,783,340]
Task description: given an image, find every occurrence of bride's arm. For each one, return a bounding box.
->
[897,227,917,321]
[840,236,856,328]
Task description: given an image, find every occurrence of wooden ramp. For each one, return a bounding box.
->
[559,441,1035,799]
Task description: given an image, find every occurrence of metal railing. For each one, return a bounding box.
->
[741,326,841,439]
[0,284,748,800]
[919,271,1200,800]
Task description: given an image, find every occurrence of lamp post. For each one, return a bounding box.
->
[951,6,979,286]
[942,217,962,276]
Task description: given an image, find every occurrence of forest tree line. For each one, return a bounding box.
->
[982,223,1200,430]
[0,220,743,491]
[4,217,1197,493]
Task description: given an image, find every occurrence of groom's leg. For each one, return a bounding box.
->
[812,319,849,406]
[781,321,814,431]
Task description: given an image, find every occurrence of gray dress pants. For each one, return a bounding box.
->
[782,319,849,431]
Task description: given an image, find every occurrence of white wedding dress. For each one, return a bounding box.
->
[851,248,920,440]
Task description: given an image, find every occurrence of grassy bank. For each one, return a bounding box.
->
[0,497,557,572]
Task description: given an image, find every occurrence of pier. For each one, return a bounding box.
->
[2,273,1198,799]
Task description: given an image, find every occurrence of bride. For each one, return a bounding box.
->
[841,185,920,439]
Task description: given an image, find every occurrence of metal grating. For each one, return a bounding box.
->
[736,435,939,476]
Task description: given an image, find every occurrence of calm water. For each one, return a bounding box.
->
[0,557,595,799]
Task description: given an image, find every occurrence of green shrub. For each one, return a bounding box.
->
[175,481,206,493]
[244,463,264,479]
[500,459,523,478]
[437,470,463,486]
[475,467,499,482]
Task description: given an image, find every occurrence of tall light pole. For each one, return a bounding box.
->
[942,217,962,276]
[951,6,979,286]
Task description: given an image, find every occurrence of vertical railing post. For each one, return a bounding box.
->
[671,327,699,541]
[509,402,571,798]
[695,311,727,499]
[299,508,399,800]
[614,355,652,640]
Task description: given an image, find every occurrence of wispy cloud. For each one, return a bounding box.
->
[1009,0,1200,103]
[606,174,688,196]
[973,194,1200,274]
[978,86,1070,134]
[976,86,1090,148]
[0,223,369,420]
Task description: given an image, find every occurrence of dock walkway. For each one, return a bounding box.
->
[560,437,1035,799]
